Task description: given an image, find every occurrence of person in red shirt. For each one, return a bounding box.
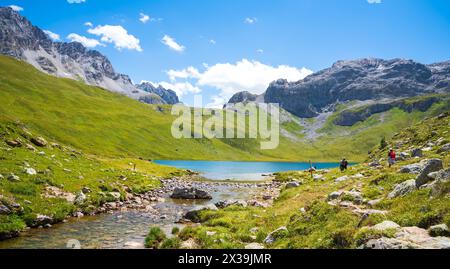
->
[388,149,396,167]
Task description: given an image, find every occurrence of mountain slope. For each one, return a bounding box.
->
[1,55,449,162]
[0,7,178,105]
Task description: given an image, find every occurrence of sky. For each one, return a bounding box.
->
[2,0,450,107]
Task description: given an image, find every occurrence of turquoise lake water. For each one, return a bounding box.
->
[154,160,341,181]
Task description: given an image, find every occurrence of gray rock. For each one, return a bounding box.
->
[399,162,424,174]
[30,137,47,147]
[285,182,301,189]
[245,243,265,249]
[171,188,212,200]
[0,205,12,215]
[328,191,343,200]
[24,167,37,175]
[388,180,417,198]
[81,187,91,194]
[74,192,86,205]
[33,214,53,227]
[416,159,443,187]
[429,224,449,237]
[371,221,401,231]
[184,204,218,223]
[215,200,247,209]
[108,192,121,201]
[437,143,450,153]
[362,238,420,249]
[7,173,20,182]
[411,148,423,157]
[264,226,288,244]
[0,174,3,180]
[335,176,349,183]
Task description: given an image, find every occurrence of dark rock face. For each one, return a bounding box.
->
[0,7,180,104]
[229,58,449,118]
[136,82,180,105]
[170,188,212,200]
[228,91,258,105]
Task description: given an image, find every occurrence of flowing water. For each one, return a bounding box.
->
[0,161,341,249]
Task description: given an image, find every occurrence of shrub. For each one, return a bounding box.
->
[145,227,166,249]
[160,238,181,249]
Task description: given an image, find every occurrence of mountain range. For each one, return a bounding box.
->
[228,58,450,118]
[0,7,179,105]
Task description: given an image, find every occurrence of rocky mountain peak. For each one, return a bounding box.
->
[0,7,180,105]
[229,57,449,118]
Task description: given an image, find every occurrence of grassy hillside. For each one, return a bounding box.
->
[0,55,448,163]
[165,113,450,249]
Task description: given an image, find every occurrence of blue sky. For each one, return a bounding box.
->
[2,0,450,106]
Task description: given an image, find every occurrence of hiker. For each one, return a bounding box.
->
[388,149,396,167]
[340,159,348,172]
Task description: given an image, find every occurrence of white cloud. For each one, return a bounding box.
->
[167,66,200,81]
[84,22,93,27]
[209,39,216,45]
[367,0,382,4]
[166,59,313,107]
[67,0,86,4]
[67,33,102,48]
[139,13,150,23]
[244,17,257,24]
[43,30,60,41]
[88,25,143,52]
[257,49,264,54]
[9,5,23,11]
[161,35,185,53]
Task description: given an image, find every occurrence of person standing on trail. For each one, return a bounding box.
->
[340,159,348,172]
[388,149,396,167]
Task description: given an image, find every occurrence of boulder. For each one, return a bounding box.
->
[215,200,247,209]
[81,187,91,194]
[7,173,20,182]
[33,214,53,227]
[395,226,450,249]
[108,192,121,201]
[429,224,449,237]
[415,159,443,187]
[362,238,420,249]
[6,139,21,147]
[371,221,401,231]
[335,176,349,183]
[24,167,37,175]
[170,188,212,200]
[437,143,450,154]
[343,191,363,205]
[411,148,423,157]
[285,181,301,189]
[74,192,86,205]
[0,174,3,180]
[245,243,265,249]
[264,226,288,244]
[328,191,343,200]
[31,137,48,147]
[0,205,12,215]
[399,162,424,174]
[388,180,417,198]
[184,204,218,223]
[25,144,36,151]
[313,174,324,181]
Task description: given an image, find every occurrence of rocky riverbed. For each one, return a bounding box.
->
[0,176,281,249]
